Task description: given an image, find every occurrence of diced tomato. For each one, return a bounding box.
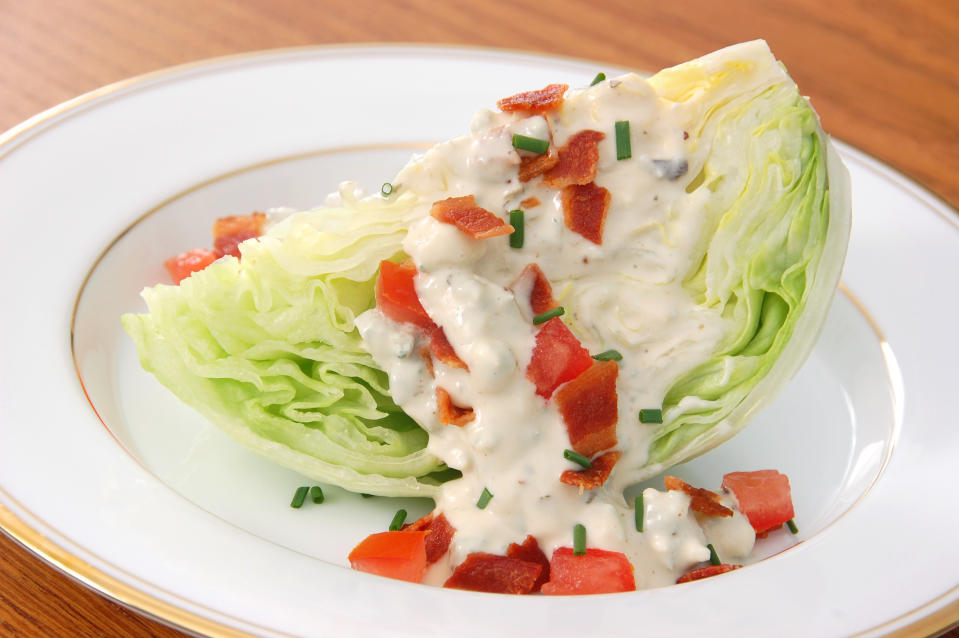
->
[525,318,593,399]
[519,148,560,182]
[444,552,543,594]
[430,195,514,239]
[542,130,605,188]
[375,259,433,329]
[402,512,455,564]
[163,248,218,284]
[497,83,568,114]
[540,547,636,595]
[427,325,468,370]
[561,182,611,245]
[560,450,621,490]
[212,211,266,258]
[722,470,795,534]
[348,530,428,583]
[505,536,551,592]
[436,387,475,426]
[554,360,619,457]
[676,563,742,584]
[664,476,733,518]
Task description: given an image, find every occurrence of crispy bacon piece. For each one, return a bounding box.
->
[561,182,611,245]
[436,387,475,426]
[664,476,734,518]
[505,536,551,593]
[418,345,436,378]
[444,552,543,594]
[212,211,267,258]
[554,360,619,457]
[427,325,468,370]
[519,148,559,182]
[560,450,622,490]
[402,512,455,565]
[430,195,514,239]
[511,263,558,316]
[542,130,605,188]
[497,83,568,115]
[520,196,542,209]
[676,563,742,584]
[525,317,593,399]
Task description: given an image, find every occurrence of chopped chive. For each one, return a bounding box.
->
[381,182,394,196]
[590,72,606,86]
[787,518,799,534]
[476,487,494,509]
[634,494,644,532]
[509,209,524,248]
[360,493,374,498]
[707,543,721,566]
[638,408,663,424]
[563,449,592,469]
[532,306,564,325]
[592,349,622,362]
[310,486,325,504]
[512,134,550,155]
[389,509,407,531]
[615,120,631,160]
[290,486,309,508]
[573,524,587,555]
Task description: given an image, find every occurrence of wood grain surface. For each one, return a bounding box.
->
[1,1,957,636]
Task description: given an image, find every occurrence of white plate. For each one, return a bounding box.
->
[1,46,957,638]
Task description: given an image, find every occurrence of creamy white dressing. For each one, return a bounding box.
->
[355,72,756,587]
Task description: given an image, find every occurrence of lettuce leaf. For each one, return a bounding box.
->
[122,188,449,497]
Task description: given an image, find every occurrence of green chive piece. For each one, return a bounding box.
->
[639,408,663,424]
[309,486,325,504]
[590,72,606,86]
[532,306,564,325]
[477,487,494,509]
[634,494,644,532]
[389,509,407,531]
[512,134,550,155]
[573,524,587,556]
[360,493,374,499]
[787,518,799,534]
[563,449,592,469]
[592,349,622,362]
[509,209,524,248]
[707,543,721,566]
[381,182,394,196]
[615,120,631,160]
[290,486,309,508]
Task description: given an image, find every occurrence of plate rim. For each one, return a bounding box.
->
[1,43,957,638]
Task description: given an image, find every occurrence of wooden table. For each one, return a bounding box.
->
[1,1,956,636]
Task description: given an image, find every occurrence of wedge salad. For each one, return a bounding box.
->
[122,40,851,592]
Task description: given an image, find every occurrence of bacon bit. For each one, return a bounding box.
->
[560,450,622,490]
[511,263,558,316]
[436,387,475,426]
[676,563,742,584]
[519,148,559,182]
[505,536,550,593]
[430,195,514,239]
[520,196,542,208]
[554,360,618,457]
[427,325,468,370]
[212,211,267,258]
[664,476,734,518]
[561,182,610,245]
[444,552,543,594]
[417,345,435,378]
[497,83,568,115]
[542,130,605,188]
[402,512,455,565]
